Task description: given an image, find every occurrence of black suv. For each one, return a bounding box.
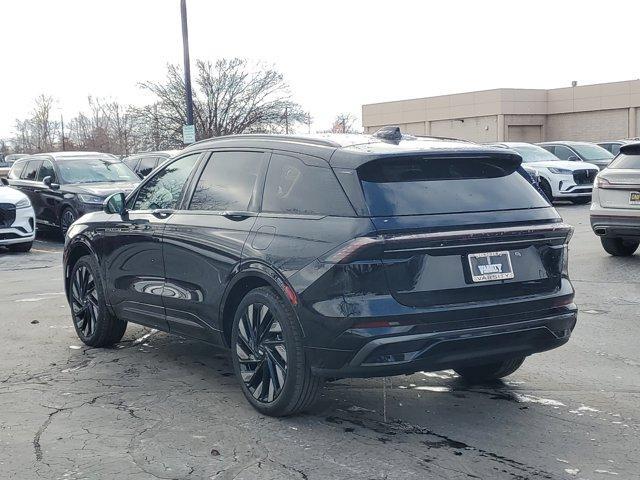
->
[6,152,140,235]
[63,130,577,416]
[123,150,179,179]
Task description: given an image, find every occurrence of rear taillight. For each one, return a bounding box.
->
[596,176,610,188]
[322,236,381,264]
[562,244,569,276]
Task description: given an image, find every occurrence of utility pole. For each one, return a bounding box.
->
[181,0,195,144]
[60,114,66,151]
[284,106,289,134]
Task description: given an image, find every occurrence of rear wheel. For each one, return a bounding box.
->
[7,241,32,253]
[69,255,127,346]
[60,207,77,237]
[601,237,639,257]
[231,286,322,416]
[455,357,525,383]
[539,179,554,203]
[570,197,591,205]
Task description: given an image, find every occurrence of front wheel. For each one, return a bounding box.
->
[455,357,525,383]
[601,237,639,256]
[69,255,127,347]
[231,286,322,416]
[60,207,77,237]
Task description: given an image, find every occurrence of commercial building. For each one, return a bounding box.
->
[362,79,640,143]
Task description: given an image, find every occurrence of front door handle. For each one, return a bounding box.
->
[152,209,174,219]
[222,210,254,220]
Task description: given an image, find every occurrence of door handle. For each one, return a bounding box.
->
[222,211,254,220]
[152,209,174,219]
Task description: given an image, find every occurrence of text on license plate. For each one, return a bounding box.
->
[630,192,640,205]
[468,251,515,283]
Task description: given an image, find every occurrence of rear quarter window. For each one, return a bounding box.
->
[262,154,354,216]
[8,160,27,179]
[358,155,548,216]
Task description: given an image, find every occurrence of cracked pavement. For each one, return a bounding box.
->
[0,206,638,479]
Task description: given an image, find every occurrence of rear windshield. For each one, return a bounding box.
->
[358,156,548,216]
[608,154,640,170]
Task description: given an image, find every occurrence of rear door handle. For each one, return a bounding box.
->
[222,211,255,220]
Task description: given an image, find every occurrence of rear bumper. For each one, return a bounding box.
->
[308,305,577,378]
[590,210,640,239]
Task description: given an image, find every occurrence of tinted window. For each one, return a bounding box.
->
[189,151,264,211]
[358,155,548,216]
[37,160,56,182]
[8,161,27,179]
[610,144,622,156]
[572,144,613,161]
[552,146,575,160]
[123,157,139,170]
[510,145,559,162]
[262,154,354,216]
[138,156,159,177]
[608,154,640,169]
[21,161,42,180]
[133,154,200,210]
[57,159,139,183]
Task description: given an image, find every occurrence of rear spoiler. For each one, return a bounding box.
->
[619,142,640,155]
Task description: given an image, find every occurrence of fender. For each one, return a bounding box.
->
[63,231,101,299]
[218,259,306,338]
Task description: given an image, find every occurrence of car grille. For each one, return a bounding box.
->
[573,169,597,185]
[0,203,16,228]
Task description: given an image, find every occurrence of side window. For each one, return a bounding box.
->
[138,156,159,177]
[611,144,621,156]
[553,146,575,160]
[21,161,42,180]
[189,151,265,211]
[8,161,27,180]
[37,160,56,182]
[132,154,200,211]
[262,154,354,216]
[123,157,139,171]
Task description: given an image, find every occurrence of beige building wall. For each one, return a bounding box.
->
[362,80,640,142]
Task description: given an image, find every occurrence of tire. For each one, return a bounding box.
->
[231,286,322,416]
[60,207,77,237]
[601,237,639,257]
[454,357,525,383]
[7,241,32,253]
[69,255,127,347]
[570,197,591,205]
[539,179,554,203]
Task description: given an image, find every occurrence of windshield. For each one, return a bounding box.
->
[57,159,139,184]
[572,144,614,161]
[608,154,640,170]
[510,145,559,162]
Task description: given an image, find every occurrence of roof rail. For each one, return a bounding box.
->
[188,134,341,149]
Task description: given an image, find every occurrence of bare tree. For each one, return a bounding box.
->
[330,113,359,134]
[139,58,307,143]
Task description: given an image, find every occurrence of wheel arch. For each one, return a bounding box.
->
[64,237,99,301]
[219,263,301,348]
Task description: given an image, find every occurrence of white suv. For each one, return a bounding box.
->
[0,182,36,252]
[491,142,600,204]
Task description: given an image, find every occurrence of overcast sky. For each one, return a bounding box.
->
[1,0,638,137]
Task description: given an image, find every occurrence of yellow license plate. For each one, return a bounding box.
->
[630,192,640,205]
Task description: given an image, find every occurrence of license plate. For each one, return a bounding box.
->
[468,251,514,283]
[630,192,640,205]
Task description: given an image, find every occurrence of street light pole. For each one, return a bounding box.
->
[60,114,65,151]
[180,0,195,142]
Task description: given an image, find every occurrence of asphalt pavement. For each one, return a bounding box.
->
[0,204,638,480]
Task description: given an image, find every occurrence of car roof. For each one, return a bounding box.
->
[537,141,597,146]
[125,150,180,160]
[182,132,514,169]
[21,151,119,162]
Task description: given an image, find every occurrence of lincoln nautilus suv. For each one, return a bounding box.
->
[63,129,577,416]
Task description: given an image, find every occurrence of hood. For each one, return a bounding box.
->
[0,185,29,204]
[526,160,600,171]
[65,181,139,197]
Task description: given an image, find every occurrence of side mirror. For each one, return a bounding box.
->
[43,176,60,190]
[103,192,126,215]
[568,156,580,162]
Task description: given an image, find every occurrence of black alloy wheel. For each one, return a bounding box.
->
[235,302,288,403]
[60,208,77,236]
[71,264,99,339]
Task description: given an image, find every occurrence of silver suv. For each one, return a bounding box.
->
[591,143,640,256]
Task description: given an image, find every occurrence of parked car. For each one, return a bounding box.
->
[591,142,640,256]
[597,139,639,156]
[538,141,614,170]
[0,181,36,252]
[0,160,11,178]
[490,142,599,203]
[123,150,179,178]
[6,152,140,235]
[63,130,576,416]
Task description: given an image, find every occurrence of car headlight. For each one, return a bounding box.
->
[548,167,573,175]
[78,194,104,204]
[15,197,31,209]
